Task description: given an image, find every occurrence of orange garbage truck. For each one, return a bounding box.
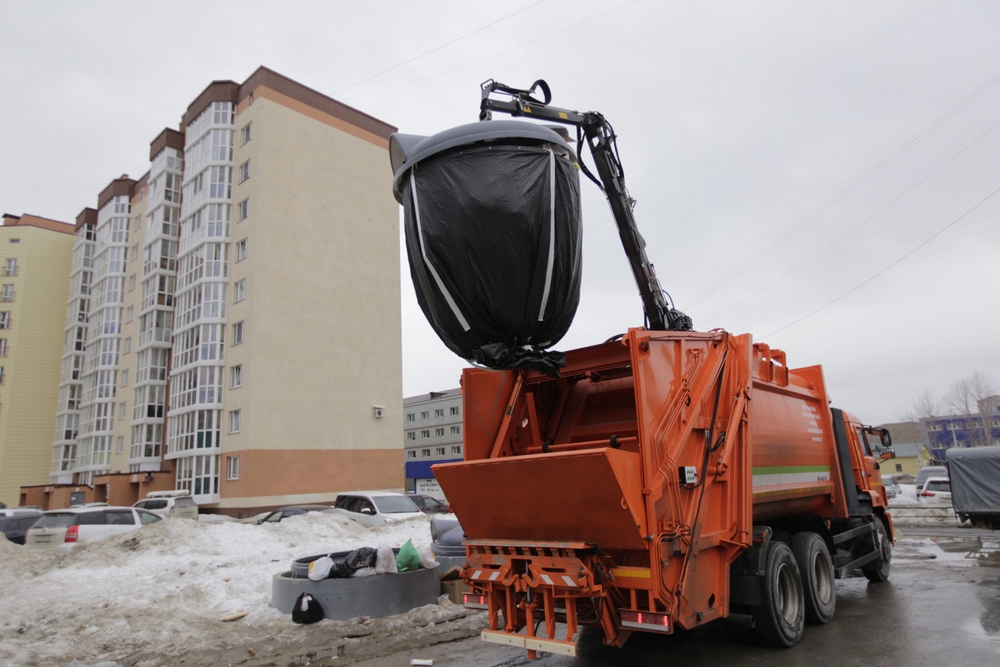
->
[389,80,895,656]
[433,330,894,656]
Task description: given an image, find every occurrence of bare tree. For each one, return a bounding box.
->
[944,370,998,447]
[898,388,939,422]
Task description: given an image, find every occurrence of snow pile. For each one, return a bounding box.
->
[0,512,438,666]
[889,483,919,507]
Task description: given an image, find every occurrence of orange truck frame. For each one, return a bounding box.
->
[433,328,894,657]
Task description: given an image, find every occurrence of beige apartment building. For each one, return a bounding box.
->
[22,67,402,515]
[0,214,75,507]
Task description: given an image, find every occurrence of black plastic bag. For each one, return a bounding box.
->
[291,592,324,624]
[401,144,581,376]
[329,547,379,578]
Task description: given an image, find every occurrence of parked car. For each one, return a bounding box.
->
[327,491,424,527]
[0,506,43,518]
[407,493,451,514]
[882,474,901,500]
[915,466,948,489]
[26,506,162,553]
[919,477,953,507]
[0,510,43,545]
[256,505,334,524]
[133,490,198,520]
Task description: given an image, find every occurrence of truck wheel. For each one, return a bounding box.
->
[862,519,891,583]
[754,540,805,648]
[791,532,835,625]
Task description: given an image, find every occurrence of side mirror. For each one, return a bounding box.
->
[361,507,375,515]
[879,428,892,448]
[880,449,896,460]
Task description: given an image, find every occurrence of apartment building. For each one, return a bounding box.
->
[23,67,402,515]
[403,388,463,497]
[0,214,75,507]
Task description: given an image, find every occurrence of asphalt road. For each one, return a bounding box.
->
[354,531,1000,667]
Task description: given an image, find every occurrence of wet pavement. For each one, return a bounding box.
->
[357,530,1000,667]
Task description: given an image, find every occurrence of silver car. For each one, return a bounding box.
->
[327,492,424,527]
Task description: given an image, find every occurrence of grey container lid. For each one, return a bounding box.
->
[390,120,572,202]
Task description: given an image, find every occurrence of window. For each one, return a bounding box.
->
[0,366,4,384]
[232,321,244,345]
[0,338,5,356]
[450,406,460,416]
[435,428,445,436]
[235,239,247,262]
[451,445,462,455]
[8,239,19,244]
[227,455,239,480]
[234,279,245,303]
[0,311,10,329]
[126,306,133,323]
[407,432,416,440]
[237,198,249,221]
[451,426,461,435]
[119,402,127,420]
[231,364,242,388]
[3,259,16,276]
[421,430,430,438]
[1,284,13,302]
[123,337,132,355]
[229,409,241,433]
[116,436,124,455]
[406,450,416,459]
[406,413,415,422]
[421,448,430,457]
[241,122,252,145]
[435,408,444,417]
[121,369,129,387]
[239,160,250,183]
[131,244,139,261]
[420,411,429,419]
[436,447,445,456]
[129,274,136,292]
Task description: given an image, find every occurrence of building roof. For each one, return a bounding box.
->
[880,421,924,443]
[1,213,74,235]
[403,388,462,405]
[890,442,925,458]
[180,66,397,141]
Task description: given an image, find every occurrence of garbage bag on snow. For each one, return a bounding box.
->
[393,121,582,377]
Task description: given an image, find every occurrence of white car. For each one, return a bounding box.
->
[26,506,162,553]
[918,477,952,507]
[327,491,424,527]
[133,490,199,520]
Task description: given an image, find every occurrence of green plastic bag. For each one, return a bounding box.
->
[396,539,421,572]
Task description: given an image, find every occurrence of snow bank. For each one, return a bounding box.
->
[0,512,437,666]
[889,483,919,507]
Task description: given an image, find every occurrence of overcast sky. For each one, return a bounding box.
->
[2,1,998,424]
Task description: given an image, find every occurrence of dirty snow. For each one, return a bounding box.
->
[889,483,919,507]
[0,512,441,666]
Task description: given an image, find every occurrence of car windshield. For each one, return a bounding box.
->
[33,513,77,528]
[372,496,420,513]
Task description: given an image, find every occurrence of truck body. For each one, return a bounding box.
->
[433,329,894,656]
[946,445,1000,528]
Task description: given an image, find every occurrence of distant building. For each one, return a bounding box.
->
[0,213,75,506]
[21,67,402,516]
[878,421,929,475]
[403,388,463,497]
[920,396,1000,463]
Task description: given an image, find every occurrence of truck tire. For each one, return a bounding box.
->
[754,540,805,648]
[791,532,835,625]
[862,519,891,583]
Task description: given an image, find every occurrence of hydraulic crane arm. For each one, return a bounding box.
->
[480,79,692,332]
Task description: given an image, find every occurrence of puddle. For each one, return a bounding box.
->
[894,537,1000,567]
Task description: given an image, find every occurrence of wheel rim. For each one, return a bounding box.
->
[812,551,833,604]
[776,562,801,624]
